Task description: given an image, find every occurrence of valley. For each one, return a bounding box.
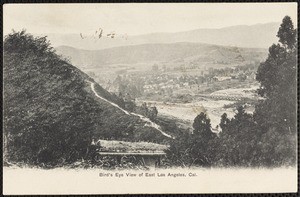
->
[56,42,264,134]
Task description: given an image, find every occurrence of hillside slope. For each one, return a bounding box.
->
[56,42,267,68]
[3,31,169,164]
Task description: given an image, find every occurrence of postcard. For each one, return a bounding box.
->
[3,2,298,195]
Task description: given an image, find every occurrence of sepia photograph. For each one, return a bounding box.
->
[2,2,298,195]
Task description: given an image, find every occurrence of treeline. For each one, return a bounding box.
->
[166,16,297,167]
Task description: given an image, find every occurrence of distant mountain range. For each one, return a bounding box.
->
[45,22,280,50]
[56,42,268,69]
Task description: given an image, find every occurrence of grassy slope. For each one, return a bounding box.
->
[3,33,168,162]
[56,42,267,68]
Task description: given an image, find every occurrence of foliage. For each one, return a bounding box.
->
[216,108,260,166]
[134,102,158,121]
[3,31,168,166]
[3,30,102,164]
[166,112,218,167]
[254,15,297,166]
[277,16,297,49]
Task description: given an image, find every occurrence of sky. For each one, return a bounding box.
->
[3,3,298,36]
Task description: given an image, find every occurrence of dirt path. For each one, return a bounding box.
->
[89,81,174,139]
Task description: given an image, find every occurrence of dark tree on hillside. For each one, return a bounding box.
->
[166,112,217,167]
[255,15,297,134]
[193,112,215,140]
[277,16,297,49]
[254,15,297,166]
[217,107,259,166]
[219,113,230,130]
[190,112,218,166]
[148,106,158,121]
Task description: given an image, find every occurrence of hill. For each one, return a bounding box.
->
[55,42,268,69]
[44,22,280,50]
[3,31,170,165]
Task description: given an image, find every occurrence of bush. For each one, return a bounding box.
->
[3,31,101,165]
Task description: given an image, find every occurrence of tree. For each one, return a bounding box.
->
[166,112,217,167]
[219,113,230,130]
[190,112,218,166]
[148,106,158,120]
[217,106,259,166]
[135,102,148,116]
[255,16,297,135]
[124,100,136,112]
[193,112,215,140]
[254,15,297,166]
[277,16,297,49]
